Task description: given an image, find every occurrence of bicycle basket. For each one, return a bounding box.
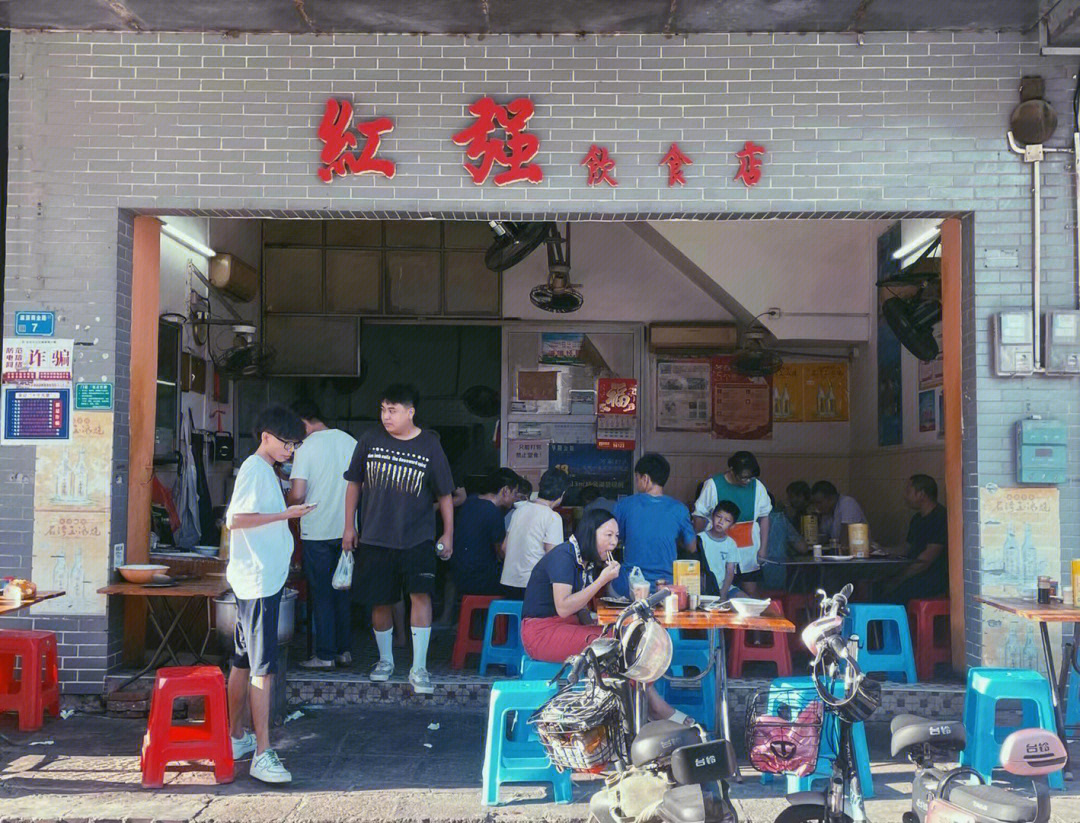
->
[745,687,824,777]
[529,684,624,773]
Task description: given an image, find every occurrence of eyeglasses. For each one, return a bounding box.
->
[270,433,304,452]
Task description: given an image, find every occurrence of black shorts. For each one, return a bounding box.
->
[733,568,764,587]
[230,589,282,677]
[356,542,437,605]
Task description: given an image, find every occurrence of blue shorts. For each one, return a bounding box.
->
[230,589,282,677]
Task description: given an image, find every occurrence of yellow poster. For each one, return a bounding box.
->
[978,486,1061,671]
[31,411,113,615]
[803,362,849,422]
[772,364,804,422]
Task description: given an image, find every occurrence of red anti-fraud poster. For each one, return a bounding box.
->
[710,356,773,440]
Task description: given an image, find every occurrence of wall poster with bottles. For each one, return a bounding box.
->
[978,485,1061,671]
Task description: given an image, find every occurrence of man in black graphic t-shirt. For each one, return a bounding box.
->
[343,384,454,695]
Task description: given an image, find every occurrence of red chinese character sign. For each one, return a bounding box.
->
[660,143,692,187]
[315,98,396,183]
[452,97,543,186]
[581,145,618,187]
[597,378,637,450]
[734,141,766,187]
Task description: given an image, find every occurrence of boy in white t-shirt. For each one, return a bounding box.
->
[500,468,568,598]
[698,500,743,600]
[288,399,358,670]
[226,406,315,785]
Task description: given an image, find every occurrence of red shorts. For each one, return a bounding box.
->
[522,615,604,663]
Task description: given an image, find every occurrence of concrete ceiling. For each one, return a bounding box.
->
[0,0,1047,36]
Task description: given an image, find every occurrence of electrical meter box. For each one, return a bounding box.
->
[1016,417,1067,484]
[1044,310,1080,374]
[993,311,1034,376]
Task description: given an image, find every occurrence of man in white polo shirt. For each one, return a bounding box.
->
[289,399,358,669]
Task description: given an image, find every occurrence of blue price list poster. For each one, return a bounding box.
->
[2,387,72,444]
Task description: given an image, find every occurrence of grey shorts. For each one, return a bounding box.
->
[230,588,282,677]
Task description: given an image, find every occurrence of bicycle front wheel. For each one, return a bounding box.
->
[773,805,853,823]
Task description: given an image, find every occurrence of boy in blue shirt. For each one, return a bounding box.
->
[613,453,696,585]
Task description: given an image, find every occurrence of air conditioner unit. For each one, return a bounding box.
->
[649,323,738,352]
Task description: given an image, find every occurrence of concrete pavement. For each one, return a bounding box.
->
[3,705,1080,822]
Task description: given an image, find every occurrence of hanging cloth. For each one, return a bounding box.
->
[173,409,202,548]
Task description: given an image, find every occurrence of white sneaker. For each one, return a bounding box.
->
[298,656,335,669]
[335,652,352,666]
[231,731,256,759]
[250,748,292,784]
[370,659,394,681]
[409,667,434,695]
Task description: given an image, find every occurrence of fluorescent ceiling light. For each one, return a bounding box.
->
[892,225,941,260]
[161,222,216,258]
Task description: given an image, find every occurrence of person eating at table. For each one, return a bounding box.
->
[692,451,772,595]
[877,474,948,604]
[762,492,808,589]
[614,453,697,587]
[785,480,812,530]
[520,508,693,725]
[810,480,867,548]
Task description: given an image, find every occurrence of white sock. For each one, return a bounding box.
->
[669,709,690,724]
[411,626,431,672]
[374,628,394,665]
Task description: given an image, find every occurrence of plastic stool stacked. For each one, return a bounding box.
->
[845,604,918,683]
[482,679,572,805]
[140,665,234,788]
[762,676,874,798]
[728,600,793,678]
[907,597,951,681]
[479,600,524,676]
[0,630,60,732]
[655,631,717,732]
[960,667,1064,790]
[451,595,500,670]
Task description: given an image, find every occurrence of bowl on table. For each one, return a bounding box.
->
[728,597,772,617]
[118,564,170,584]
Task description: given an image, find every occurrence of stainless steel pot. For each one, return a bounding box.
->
[213,588,297,652]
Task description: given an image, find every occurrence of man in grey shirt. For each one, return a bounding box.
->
[811,480,866,545]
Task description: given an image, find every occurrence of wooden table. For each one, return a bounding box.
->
[768,555,912,591]
[976,595,1080,757]
[98,577,231,690]
[597,603,795,751]
[0,590,65,617]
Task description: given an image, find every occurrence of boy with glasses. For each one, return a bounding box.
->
[226,406,314,784]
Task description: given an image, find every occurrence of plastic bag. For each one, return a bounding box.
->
[627,566,649,600]
[332,550,354,590]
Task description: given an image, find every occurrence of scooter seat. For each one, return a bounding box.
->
[631,720,704,767]
[890,714,966,758]
[944,782,1038,823]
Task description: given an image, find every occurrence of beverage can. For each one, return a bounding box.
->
[1038,575,1051,605]
[1072,560,1080,607]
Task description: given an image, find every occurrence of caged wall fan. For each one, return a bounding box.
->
[879,234,942,363]
[484,220,584,313]
[732,324,784,377]
[211,324,275,379]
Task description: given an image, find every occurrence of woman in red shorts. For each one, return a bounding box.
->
[520,508,692,724]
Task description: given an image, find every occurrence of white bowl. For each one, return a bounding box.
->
[729,597,771,617]
[118,564,170,584]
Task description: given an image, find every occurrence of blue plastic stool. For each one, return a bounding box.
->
[482,679,573,805]
[655,641,717,732]
[960,667,1064,790]
[479,600,524,677]
[669,629,711,676]
[520,654,564,682]
[759,676,874,799]
[1065,667,1080,731]
[845,604,918,683]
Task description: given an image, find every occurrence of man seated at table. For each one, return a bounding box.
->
[811,480,867,547]
[786,480,812,530]
[877,474,948,604]
[614,453,697,587]
[447,469,515,597]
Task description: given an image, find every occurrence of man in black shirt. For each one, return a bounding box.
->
[343,384,455,695]
[880,474,948,604]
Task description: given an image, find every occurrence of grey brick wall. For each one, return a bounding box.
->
[3,29,1078,682]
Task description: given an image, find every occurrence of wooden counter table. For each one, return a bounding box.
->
[596,602,794,750]
[975,594,1080,758]
[99,577,231,690]
[0,590,65,617]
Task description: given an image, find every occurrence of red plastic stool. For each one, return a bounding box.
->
[0,630,60,732]
[908,597,951,681]
[728,601,792,678]
[451,595,500,670]
[140,665,234,788]
[777,593,814,655]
